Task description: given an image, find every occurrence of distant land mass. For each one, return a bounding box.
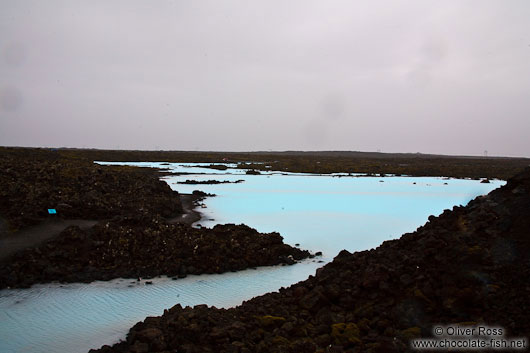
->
[1,146,528,180]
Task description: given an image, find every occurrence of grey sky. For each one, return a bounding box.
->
[1,1,529,156]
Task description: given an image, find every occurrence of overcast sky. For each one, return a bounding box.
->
[1,1,529,156]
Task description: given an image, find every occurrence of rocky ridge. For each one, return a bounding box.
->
[0,218,312,289]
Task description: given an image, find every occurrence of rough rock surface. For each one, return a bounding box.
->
[0,218,311,289]
[93,169,530,353]
[0,150,182,231]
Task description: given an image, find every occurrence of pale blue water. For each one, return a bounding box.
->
[0,162,504,353]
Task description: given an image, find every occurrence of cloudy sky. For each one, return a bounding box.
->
[1,1,529,156]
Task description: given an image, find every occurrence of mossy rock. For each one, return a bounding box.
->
[364,342,383,353]
[455,321,478,327]
[487,284,500,293]
[256,315,287,328]
[467,245,482,254]
[413,288,433,306]
[443,298,456,309]
[331,322,361,345]
[357,318,370,331]
[271,335,290,346]
[399,326,421,340]
[353,303,374,317]
[457,215,469,231]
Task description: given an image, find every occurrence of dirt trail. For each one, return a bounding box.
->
[167,193,203,225]
[0,193,203,262]
[0,219,97,261]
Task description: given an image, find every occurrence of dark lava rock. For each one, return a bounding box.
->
[245,170,261,175]
[192,190,216,197]
[0,218,311,289]
[91,168,530,353]
[206,164,229,170]
[0,149,182,231]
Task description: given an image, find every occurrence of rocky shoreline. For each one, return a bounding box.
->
[166,192,204,225]
[92,169,530,353]
[0,217,313,289]
[0,149,182,232]
[49,147,529,180]
[177,179,244,185]
[0,149,314,289]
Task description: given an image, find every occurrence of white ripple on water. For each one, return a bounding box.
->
[0,259,325,353]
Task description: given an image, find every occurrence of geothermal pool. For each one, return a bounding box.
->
[0,162,504,353]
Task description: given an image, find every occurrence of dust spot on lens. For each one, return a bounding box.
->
[4,43,26,66]
[0,86,23,112]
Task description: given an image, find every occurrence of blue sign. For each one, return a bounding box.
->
[48,209,57,214]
